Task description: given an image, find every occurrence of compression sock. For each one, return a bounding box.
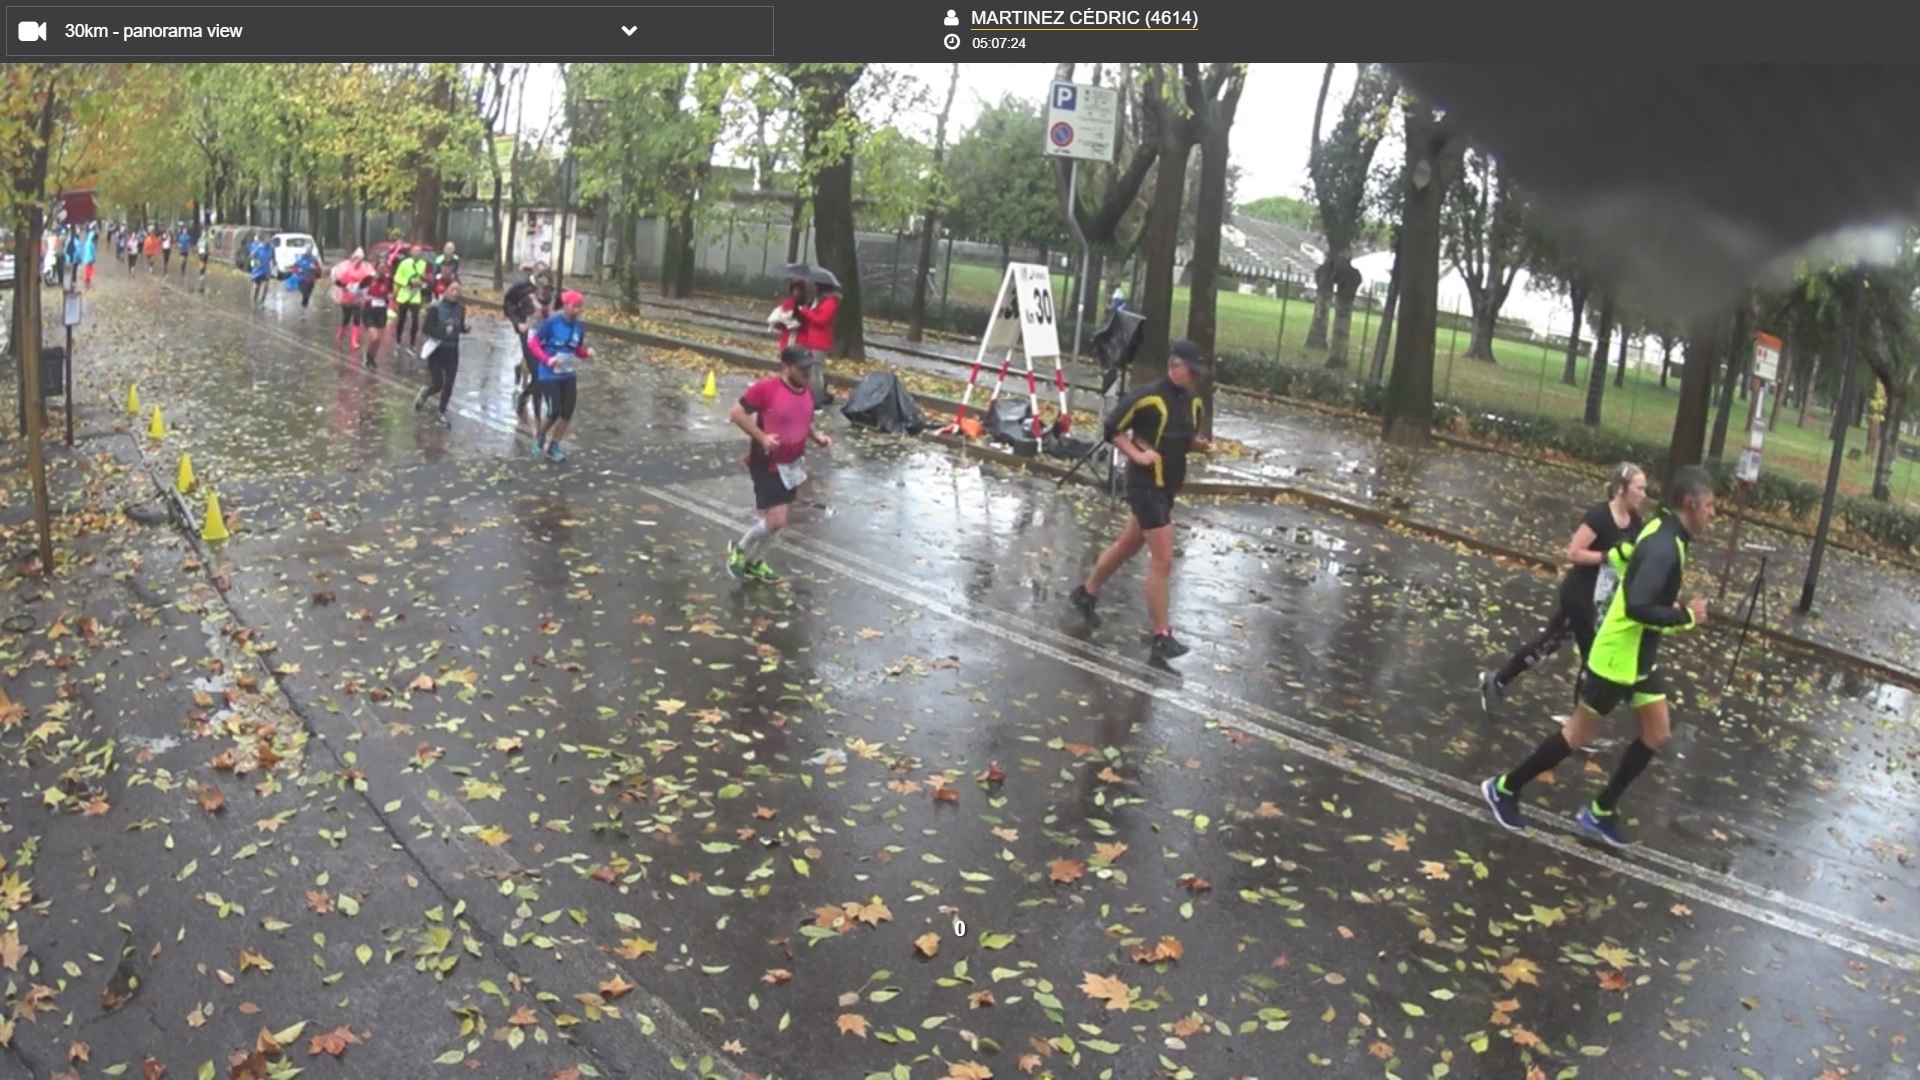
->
[737,520,773,557]
[1499,730,1573,796]
[1593,738,1656,815]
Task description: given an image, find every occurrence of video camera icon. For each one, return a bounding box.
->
[17,20,47,41]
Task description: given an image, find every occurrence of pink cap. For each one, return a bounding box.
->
[560,290,584,307]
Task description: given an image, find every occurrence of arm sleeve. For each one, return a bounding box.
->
[1102,386,1148,442]
[739,380,770,415]
[1621,537,1693,630]
[526,317,553,362]
[796,296,839,330]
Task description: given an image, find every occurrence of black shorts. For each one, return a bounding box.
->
[1578,669,1668,716]
[363,305,389,329]
[541,377,578,421]
[748,456,797,511]
[1125,484,1176,531]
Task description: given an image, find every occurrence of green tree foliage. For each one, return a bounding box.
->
[1238,194,1315,230]
[944,94,1071,258]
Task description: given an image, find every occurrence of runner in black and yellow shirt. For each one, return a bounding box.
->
[1483,465,1717,847]
[1068,339,1210,662]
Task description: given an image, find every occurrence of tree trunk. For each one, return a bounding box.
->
[1614,327,1630,387]
[1799,351,1821,427]
[1182,66,1243,438]
[668,200,697,299]
[1668,316,1722,484]
[792,66,866,361]
[1186,123,1233,399]
[1709,306,1749,460]
[614,206,640,314]
[1465,305,1497,363]
[1368,231,1402,383]
[1076,250,1105,334]
[1136,134,1193,386]
[411,69,453,246]
[911,61,967,344]
[786,195,805,264]
[1560,283,1587,385]
[1325,264,1361,369]
[1659,341,1674,388]
[1380,101,1457,447]
[1304,258,1336,350]
[1872,384,1904,502]
[1584,295,1615,427]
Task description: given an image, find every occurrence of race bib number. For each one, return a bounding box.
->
[776,459,808,490]
[368,298,387,308]
[548,352,577,376]
[1592,565,1619,622]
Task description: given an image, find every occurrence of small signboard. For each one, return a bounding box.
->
[1044,81,1118,164]
[1753,332,1782,383]
[982,263,1060,359]
[1736,447,1762,483]
[62,289,81,327]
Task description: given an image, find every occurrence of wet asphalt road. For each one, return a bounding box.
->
[5,266,1919,1079]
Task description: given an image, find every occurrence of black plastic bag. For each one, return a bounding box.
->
[840,371,927,434]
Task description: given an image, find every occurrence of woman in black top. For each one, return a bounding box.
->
[1479,463,1647,710]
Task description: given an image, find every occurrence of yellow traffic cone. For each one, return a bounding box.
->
[702,370,717,398]
[175,452,196,494]
[126,384,140,415]
[148,405,165,439]
[201,492,230,542]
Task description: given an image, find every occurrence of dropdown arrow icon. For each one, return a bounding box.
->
[621,24,636,35]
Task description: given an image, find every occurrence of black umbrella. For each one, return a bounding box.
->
[778,263,841,290]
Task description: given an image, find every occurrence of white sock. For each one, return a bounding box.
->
[738,520,773,557]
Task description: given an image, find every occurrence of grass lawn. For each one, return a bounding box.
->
[934,260,1920,506]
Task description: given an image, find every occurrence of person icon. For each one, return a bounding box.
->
[943,9,959,25]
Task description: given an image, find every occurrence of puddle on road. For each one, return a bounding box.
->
[122,733,184,756]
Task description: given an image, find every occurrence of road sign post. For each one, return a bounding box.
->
[62,287,80,446]
[1720,332,1783,598]
[1044,80,1118,425]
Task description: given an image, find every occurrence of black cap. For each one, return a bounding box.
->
[780,346,821,369]
[1170,338,1208,372]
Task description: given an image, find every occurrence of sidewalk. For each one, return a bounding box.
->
[543,281,1920,681]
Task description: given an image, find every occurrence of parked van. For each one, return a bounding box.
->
[270,232,320,278]
[208,224,275,270]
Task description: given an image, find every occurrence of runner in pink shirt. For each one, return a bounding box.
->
[725,347,832,583]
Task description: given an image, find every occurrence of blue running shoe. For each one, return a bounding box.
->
[1481,776,1525,832]
[1576,803,1633,848]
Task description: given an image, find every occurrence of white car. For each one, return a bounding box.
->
[269,232,320,278]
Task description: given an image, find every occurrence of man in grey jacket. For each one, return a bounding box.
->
[413,280,471,426]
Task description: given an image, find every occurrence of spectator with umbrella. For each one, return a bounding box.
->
[781,263,841,411]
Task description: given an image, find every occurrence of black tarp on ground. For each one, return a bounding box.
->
[840,371,928,435]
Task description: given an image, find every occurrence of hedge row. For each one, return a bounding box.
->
[1215,351,1920,556]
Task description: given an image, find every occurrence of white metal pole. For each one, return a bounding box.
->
[1066,160,1091,387]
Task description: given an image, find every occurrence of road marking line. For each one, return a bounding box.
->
[655,480,1920,969]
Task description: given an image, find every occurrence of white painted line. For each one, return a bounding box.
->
[655,481,1920,970]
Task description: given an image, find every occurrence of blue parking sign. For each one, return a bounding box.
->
[1052,83,1076,111]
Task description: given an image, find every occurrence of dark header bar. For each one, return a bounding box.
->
[5,3,1240,61]
[6,6,774,59]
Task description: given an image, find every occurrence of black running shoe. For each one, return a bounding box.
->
[1149,633,1190,661]
[1069,585,1099,621]
[1481,776,1526,832]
